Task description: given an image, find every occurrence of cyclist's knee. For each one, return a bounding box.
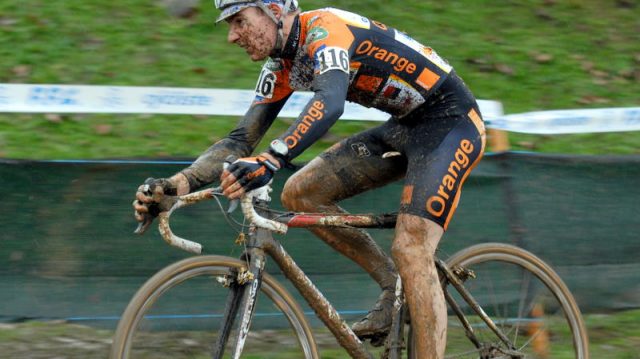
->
[281,172,329,211]
[391,214,442,263]
[281,176,316,211]
[281,159,340,211]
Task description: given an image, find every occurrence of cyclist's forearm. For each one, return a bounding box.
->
[180,100,287,191]
[167,172,190,196]
[180,138,250,191]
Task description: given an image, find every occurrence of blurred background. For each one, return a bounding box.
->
[0,0,639,358]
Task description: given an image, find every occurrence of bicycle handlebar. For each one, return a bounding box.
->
[157,184,288,254]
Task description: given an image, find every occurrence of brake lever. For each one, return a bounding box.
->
[134,214,153,235]
[221,158,240,214]
[227,199,239,214]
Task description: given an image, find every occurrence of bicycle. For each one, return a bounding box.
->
[111,183,589,358]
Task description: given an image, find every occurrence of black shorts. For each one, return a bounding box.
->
[319,72,485,230]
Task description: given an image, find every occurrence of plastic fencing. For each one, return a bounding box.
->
[1,153,638,328]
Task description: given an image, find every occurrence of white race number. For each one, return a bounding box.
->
[255,68,277,98]
[316,47,350,74]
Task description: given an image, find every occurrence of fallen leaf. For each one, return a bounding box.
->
[590,69,609,79]
[534,53,554,64]
[494,63,515,76]
[581,61,595,72]
[0,17,18,27]
[164,0,200,18]
[12,65,31,77]
[593,77,609,86]
[45,114,62,123]
[94,124,113,135]
[576,95,611,105]
[535,9,554,21]
[616,0,636,8]
[617,68,633,77]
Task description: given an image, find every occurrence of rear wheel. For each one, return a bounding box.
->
[110,255,318,359]
[441,243,589,358]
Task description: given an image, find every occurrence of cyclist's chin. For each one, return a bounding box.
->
[248,51,268,61]
[242,46,269,61]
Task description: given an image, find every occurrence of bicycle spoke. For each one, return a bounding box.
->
[442,244,588,359]
[110,256,318,359]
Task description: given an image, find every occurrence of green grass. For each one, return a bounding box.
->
[1,310,639,358]
[0,0,639,160]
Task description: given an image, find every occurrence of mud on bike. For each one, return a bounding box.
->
[111,183,589,358]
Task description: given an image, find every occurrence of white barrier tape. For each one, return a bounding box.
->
[487,107,640,134]
[0,83,503,121]
[7,84,637,134]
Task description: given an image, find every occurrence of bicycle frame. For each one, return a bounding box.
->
[157,186,521,358]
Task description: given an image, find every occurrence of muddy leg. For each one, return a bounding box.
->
[281,156,397,290]
[392,214,446,359]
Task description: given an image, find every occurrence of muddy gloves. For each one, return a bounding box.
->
[221,155,280,199]
[133,177,178,234]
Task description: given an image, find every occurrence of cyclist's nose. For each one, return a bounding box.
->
[227,27,240,44]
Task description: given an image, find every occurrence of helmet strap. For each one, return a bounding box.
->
[255,1,289,59]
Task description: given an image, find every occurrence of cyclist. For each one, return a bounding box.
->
[134,1,485,357]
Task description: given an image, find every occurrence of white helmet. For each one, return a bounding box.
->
[214,0,298,23]
[214,0,299,58]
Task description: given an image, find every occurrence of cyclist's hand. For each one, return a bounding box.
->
[221,154,279,199]
[133,177,178,234]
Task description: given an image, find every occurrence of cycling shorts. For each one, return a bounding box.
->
[319,72,485,230]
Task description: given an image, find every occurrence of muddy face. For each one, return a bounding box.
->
[226,7,277,61]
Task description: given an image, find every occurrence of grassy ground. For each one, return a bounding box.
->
[0,0,639,160]
[0,1,638,357]
[1,309,639,358]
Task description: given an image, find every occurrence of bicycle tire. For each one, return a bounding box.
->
[430,243,589,359]
[408,243,589,359]
[110,255,319,359]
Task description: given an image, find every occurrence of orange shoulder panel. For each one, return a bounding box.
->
[299,10,356,57]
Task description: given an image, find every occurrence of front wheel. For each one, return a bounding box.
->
[441,243,589,358]
[110,255,319,359]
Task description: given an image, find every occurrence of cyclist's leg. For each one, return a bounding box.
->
[281,124,406,335]
[394,96,486,358]
[392,214,446,358]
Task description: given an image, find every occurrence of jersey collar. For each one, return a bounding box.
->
[280,15,300,60]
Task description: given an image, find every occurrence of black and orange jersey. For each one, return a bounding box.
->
[250,8,454,160]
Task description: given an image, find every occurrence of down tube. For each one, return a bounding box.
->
[264,237,373,359]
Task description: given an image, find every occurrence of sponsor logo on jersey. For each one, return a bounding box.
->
[426,139,475,218]
[306,27,329,45]
[355,40,418,74]
[284,100,325,148]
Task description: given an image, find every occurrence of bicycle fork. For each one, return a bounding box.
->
[211,248,266,359]
[437,259,521,357]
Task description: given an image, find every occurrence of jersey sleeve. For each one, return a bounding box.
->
[277,66,349,160]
